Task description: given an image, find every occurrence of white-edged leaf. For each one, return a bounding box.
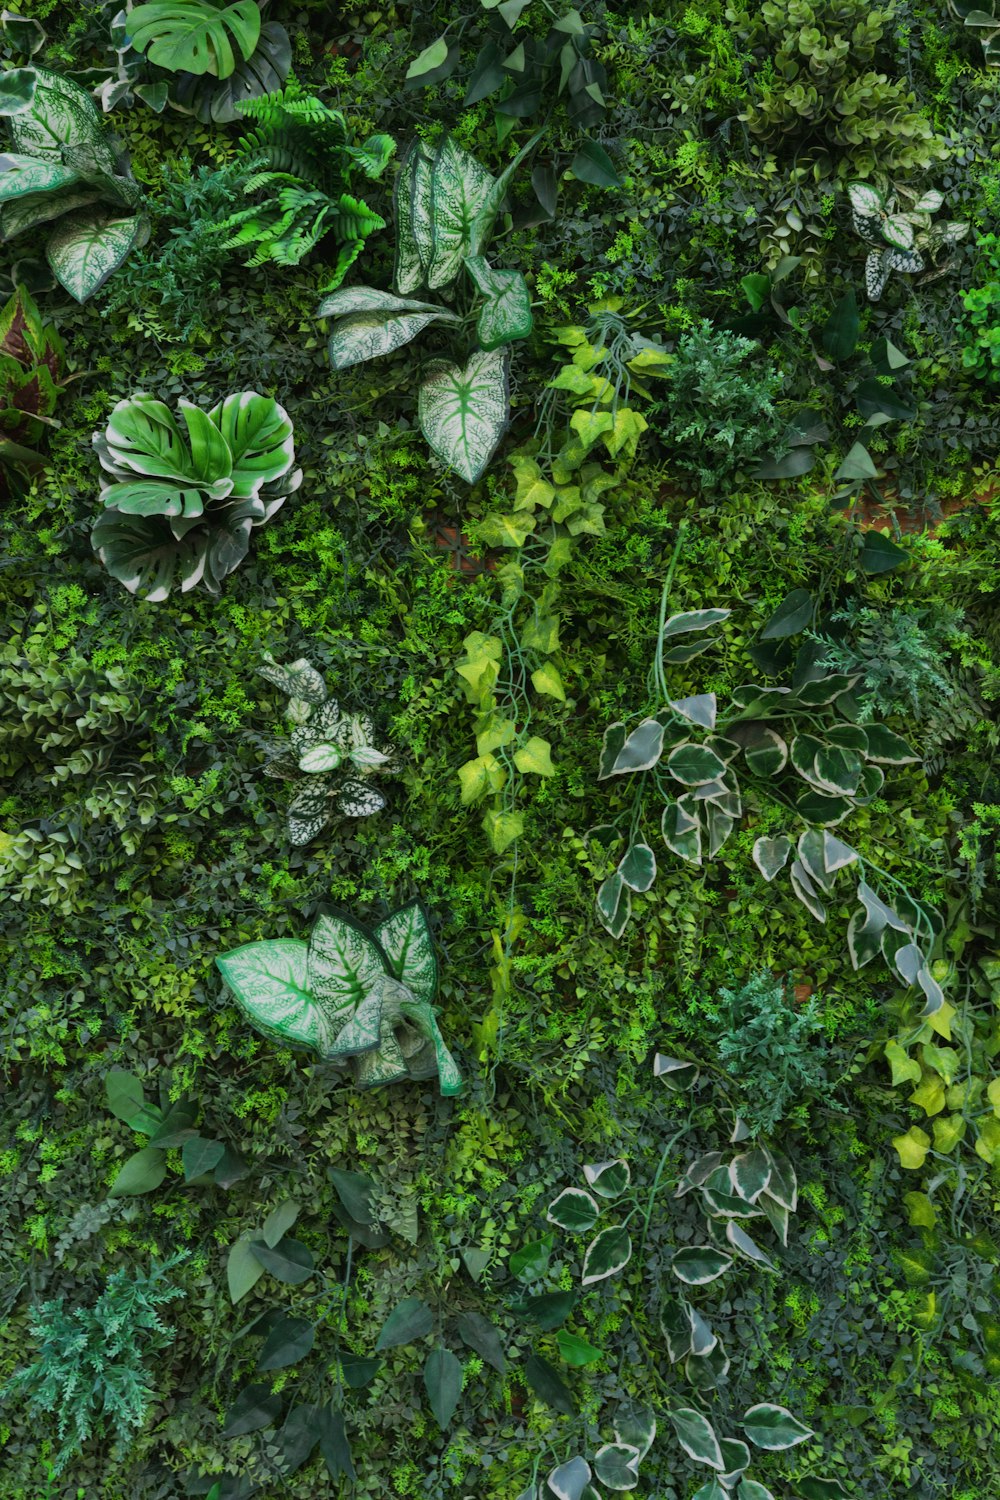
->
[583,1159,631,1197]
[610,718,664,774]
[546,1187,600,1233]
[741,1403,815,1451]
[729,1148,772,1203]
[581,1226,632,1284]
[668,1407,724,1470]
[762,1148,797,1211]
[418,348,509,483]
[618,842,656,892]
[662,608,731,639]
[614,1401,656,1462]
[671,1246,732,1284]
[593,1444,640,1491]
[670,693,716,730]
[753,835,791,882]
[596,871,630,939]
[547,1456,592,1500]
[653,1054,699,1090]
[725,1221,776,1270]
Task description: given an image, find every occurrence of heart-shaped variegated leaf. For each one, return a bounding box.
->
[46,210,147,302]
[308,911,386,1015]
[216,939,336,1052]
[324,297,459,372]
[426,136,495,289]
[393,139,435,293]
[465,254,533,349]
[418,348,509,483]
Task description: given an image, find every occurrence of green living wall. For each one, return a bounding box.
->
[0,2,999,1497]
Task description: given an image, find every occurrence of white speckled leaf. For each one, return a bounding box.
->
[326,306,457,372]
[45,210,146,302]
[394,139,434,294]
[417,348,509,482]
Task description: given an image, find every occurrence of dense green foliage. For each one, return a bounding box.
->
[1,4,999,1500]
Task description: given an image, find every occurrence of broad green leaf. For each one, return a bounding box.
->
[222,1383,282,1437]
[340,1352,381,1388]
[0,68,37,114]
[423,1346,462,1427]
[418,348,509,482]
[465,255,533,349]
[105,1069,164,1136]
[262,1199,300,1247]
[308,912,385,1017]
[227,1237,266,1303]
[182,1136,224,1182]
[581,1225,632,1284]
[319,1405,356,1482]
[427,136,495,289]
[456,1310,506,1373]
[593,1444,641,1491]
[531,662,566,700]
[547,1187,600,1233]
[556,1330,603,1366]
[610,718,664,774]
[249,1237,315,1285]
[406,35,449,80]
[510,1289,576,1329]
[107,1146,166,1198]
[217,939,336,1053]
[46,210,146,302]
[760,588,813,639]
[618,841,656,892]
[376,1296,434,1349]
[834,442,878,481]
[669,1407,724,1469]
[523,1353,575,1414]
[570,138,620,186]
[671,1246,732,1284]
[820,291,859,362]
[653,1054,699,1089]
[259,1316,315,1370]
[742,1403,815,1450]
[860,530,908,574]
[794,1481,849,1500]
[126,0,261,79]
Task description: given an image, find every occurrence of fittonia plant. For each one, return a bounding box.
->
[216,901,462,1095]
[847,181,969,301]
[256,654,398,845]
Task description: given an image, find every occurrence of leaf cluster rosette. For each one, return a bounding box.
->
[91,389,301,600]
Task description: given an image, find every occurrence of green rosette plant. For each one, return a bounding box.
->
[216,900,462,1096]
[0,66,148,301]
[91,389,301,600]
[256,654,399,846]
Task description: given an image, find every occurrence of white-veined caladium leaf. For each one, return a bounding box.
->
[741,1403,815,1451]
[0,155,84,201]
[374,899,438,1005]
[583,1158,631,1197]
[126,0,261,79]
[393,139,434,293]
[208,391,295,498]
[581,1224,632,1285]
[46,209,147,302]
[668,1408,724,1470]
[216,939,337,1052]
[464,254,533,349]
[671,1246,732,1285]
[546,1187,600,1233]
[880,213,914,250]
[418,347,509,483]
[0,187,101,239]
[593,1443,641,1491]
[323,294,460,372]
[307,910,387,1016]
[6,66,114,164]
[427,135,495,289]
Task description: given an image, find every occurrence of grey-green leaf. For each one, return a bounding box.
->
[376,1296,434,1350]
[107,1146,166,1198]
[423,1346,462,1427]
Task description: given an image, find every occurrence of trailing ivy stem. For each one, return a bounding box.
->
[652,521,688,706]
[637,1120,694,1261]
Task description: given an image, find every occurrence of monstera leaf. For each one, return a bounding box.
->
[168,21,291,122]
[126,0,262,79]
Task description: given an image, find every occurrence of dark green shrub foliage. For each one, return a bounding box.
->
[709,972,836,1135]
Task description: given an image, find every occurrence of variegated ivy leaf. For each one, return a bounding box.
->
[610,718,664,775]
[752,835,790,882]
[762,1147,797,1211]
[614,1401,656,1462]
[464,254,533,350]
[662,799,702,864]
[790,859,826,923]
[581,1225,632,1285]
[592,1443,641,1492]
[742,1403,814,1451]
[307,911,386,1016]
[583,1158,631,1197]
[671,1246,732,1285]
[725,1220,775,1270]
[653,1053,698,1090]
[46,210,147,302]
[729,1147,772,1202]
[668,1408,724,1471]
[547,1457,591,1500]
[216,939,337,1052]
[374,900,438,1005]
[547,1187,600,1234]
[719,1438,751,1486]
[617,841,656,892]
[418,348,509,483]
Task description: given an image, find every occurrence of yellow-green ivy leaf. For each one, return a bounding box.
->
[531,663,566,701]
[909,1072,946,1117]
[476,716,517,757]
[514,736,555,777]
[570,407,614,449]
[521,614,560,653]
[988,1078,1000,1118]
[975,1116,1000,1165]
[482,807,523,854]
[902,1191,936,1228]
[456,632,502,703]
[893,1126,931,1169]
[920,1043,959,1084]
[603,408,647,458]
[931,1114,965,1153]
[885,1040,921,1086]
[478,511,536,548]
[927,1000,955,1041]
[458,754,506,805]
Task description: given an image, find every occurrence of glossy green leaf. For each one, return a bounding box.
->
[249,1237,315,1285]
[456,1310,506,1373]
[107,1146,166,1198]
[760,589,813,639]
[126,0,261,79]
[556,1330,603,1366]
[105,1069,164,1136]
[259,1316,314,1370]
[524,1353,575,1414]
[222,1383,282,1437]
